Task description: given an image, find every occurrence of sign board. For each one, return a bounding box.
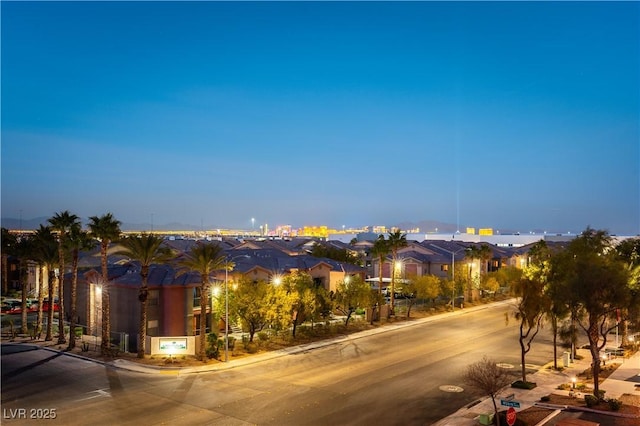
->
[506,407,516,426]
[500,399,521,408]
[159,338,187,351]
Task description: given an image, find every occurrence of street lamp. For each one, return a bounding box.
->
[222,255,247,362]
[224,264,231,363]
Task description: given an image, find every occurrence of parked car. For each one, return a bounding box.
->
[1,299,23,314]
[27,299,40,312]
[42,298,59,312]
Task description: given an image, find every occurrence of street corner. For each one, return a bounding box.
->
[1,343,39,355]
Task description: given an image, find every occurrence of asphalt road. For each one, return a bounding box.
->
[1,302,559,425]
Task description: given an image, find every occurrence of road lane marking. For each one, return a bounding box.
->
[74,388,111,402]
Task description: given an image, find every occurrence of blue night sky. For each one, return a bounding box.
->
[2,1,639,234]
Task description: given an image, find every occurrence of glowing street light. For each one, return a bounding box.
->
[222,255,246,362]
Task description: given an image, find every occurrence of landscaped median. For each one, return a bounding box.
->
[511,351,640,426]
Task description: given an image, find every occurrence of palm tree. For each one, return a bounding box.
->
[88,213,122,356]
[177,242,226,361]
[370,235,389,321]
[371,235,389,297]
[1,228,17,296]
[65,224,95,350]
[34,225,59,341]
[15,235,36,335]
[49,210,80,344]
[465,244,493,301]
[387,230,407,313]
[32,226,52,339]
[115,233,174,358]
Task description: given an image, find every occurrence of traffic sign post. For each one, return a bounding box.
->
[500,399,520,408]
[506,407,516,426]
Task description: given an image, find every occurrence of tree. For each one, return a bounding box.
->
[614,237,640,346]
[233,277,272,342]
[283,272,317,338]
[1,228,17,296]
[310,243,362,266]
[509,240,551,382]
[265,280,295,337]
[387,230,407,313]
[65,224,95,350]
[115,233,174,357]
[49,210,80,344]
[404,274,440,318]
[463,356,513,426]
[14,235,35,335]
[32,226,54,339]
[34,225,59,341]
[88,213,122,356]
[370,235,389,300]
[333,275,371,327]
[465,244,493,301]
[534,240,571,370]
[510,276,548,383]
[550,228,631,398]
[483,276,500,297]
[176,242,226,360]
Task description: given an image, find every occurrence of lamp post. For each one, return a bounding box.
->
[224,265,229,363]
[222,255,247,362]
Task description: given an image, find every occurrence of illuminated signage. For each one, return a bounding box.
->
[159,338,187,351]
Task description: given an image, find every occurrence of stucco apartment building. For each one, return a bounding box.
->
[63,239,366,351]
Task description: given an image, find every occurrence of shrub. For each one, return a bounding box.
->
[557,383,570,390]
[206,332,222,360]
[246,342,259,354]
[540,395,551,402]
[596,389,606,400]
[226,336,236,350]
[257,331,270,342]
[584,395,598,407]
[607,398,622,411]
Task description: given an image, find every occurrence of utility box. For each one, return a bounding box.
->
[563,351,571,367]
[478,413,494,425]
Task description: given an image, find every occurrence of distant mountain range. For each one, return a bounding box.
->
[1,217,201,232]
[2,216,463,234]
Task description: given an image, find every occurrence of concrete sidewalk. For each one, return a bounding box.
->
[433,349,640,426]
